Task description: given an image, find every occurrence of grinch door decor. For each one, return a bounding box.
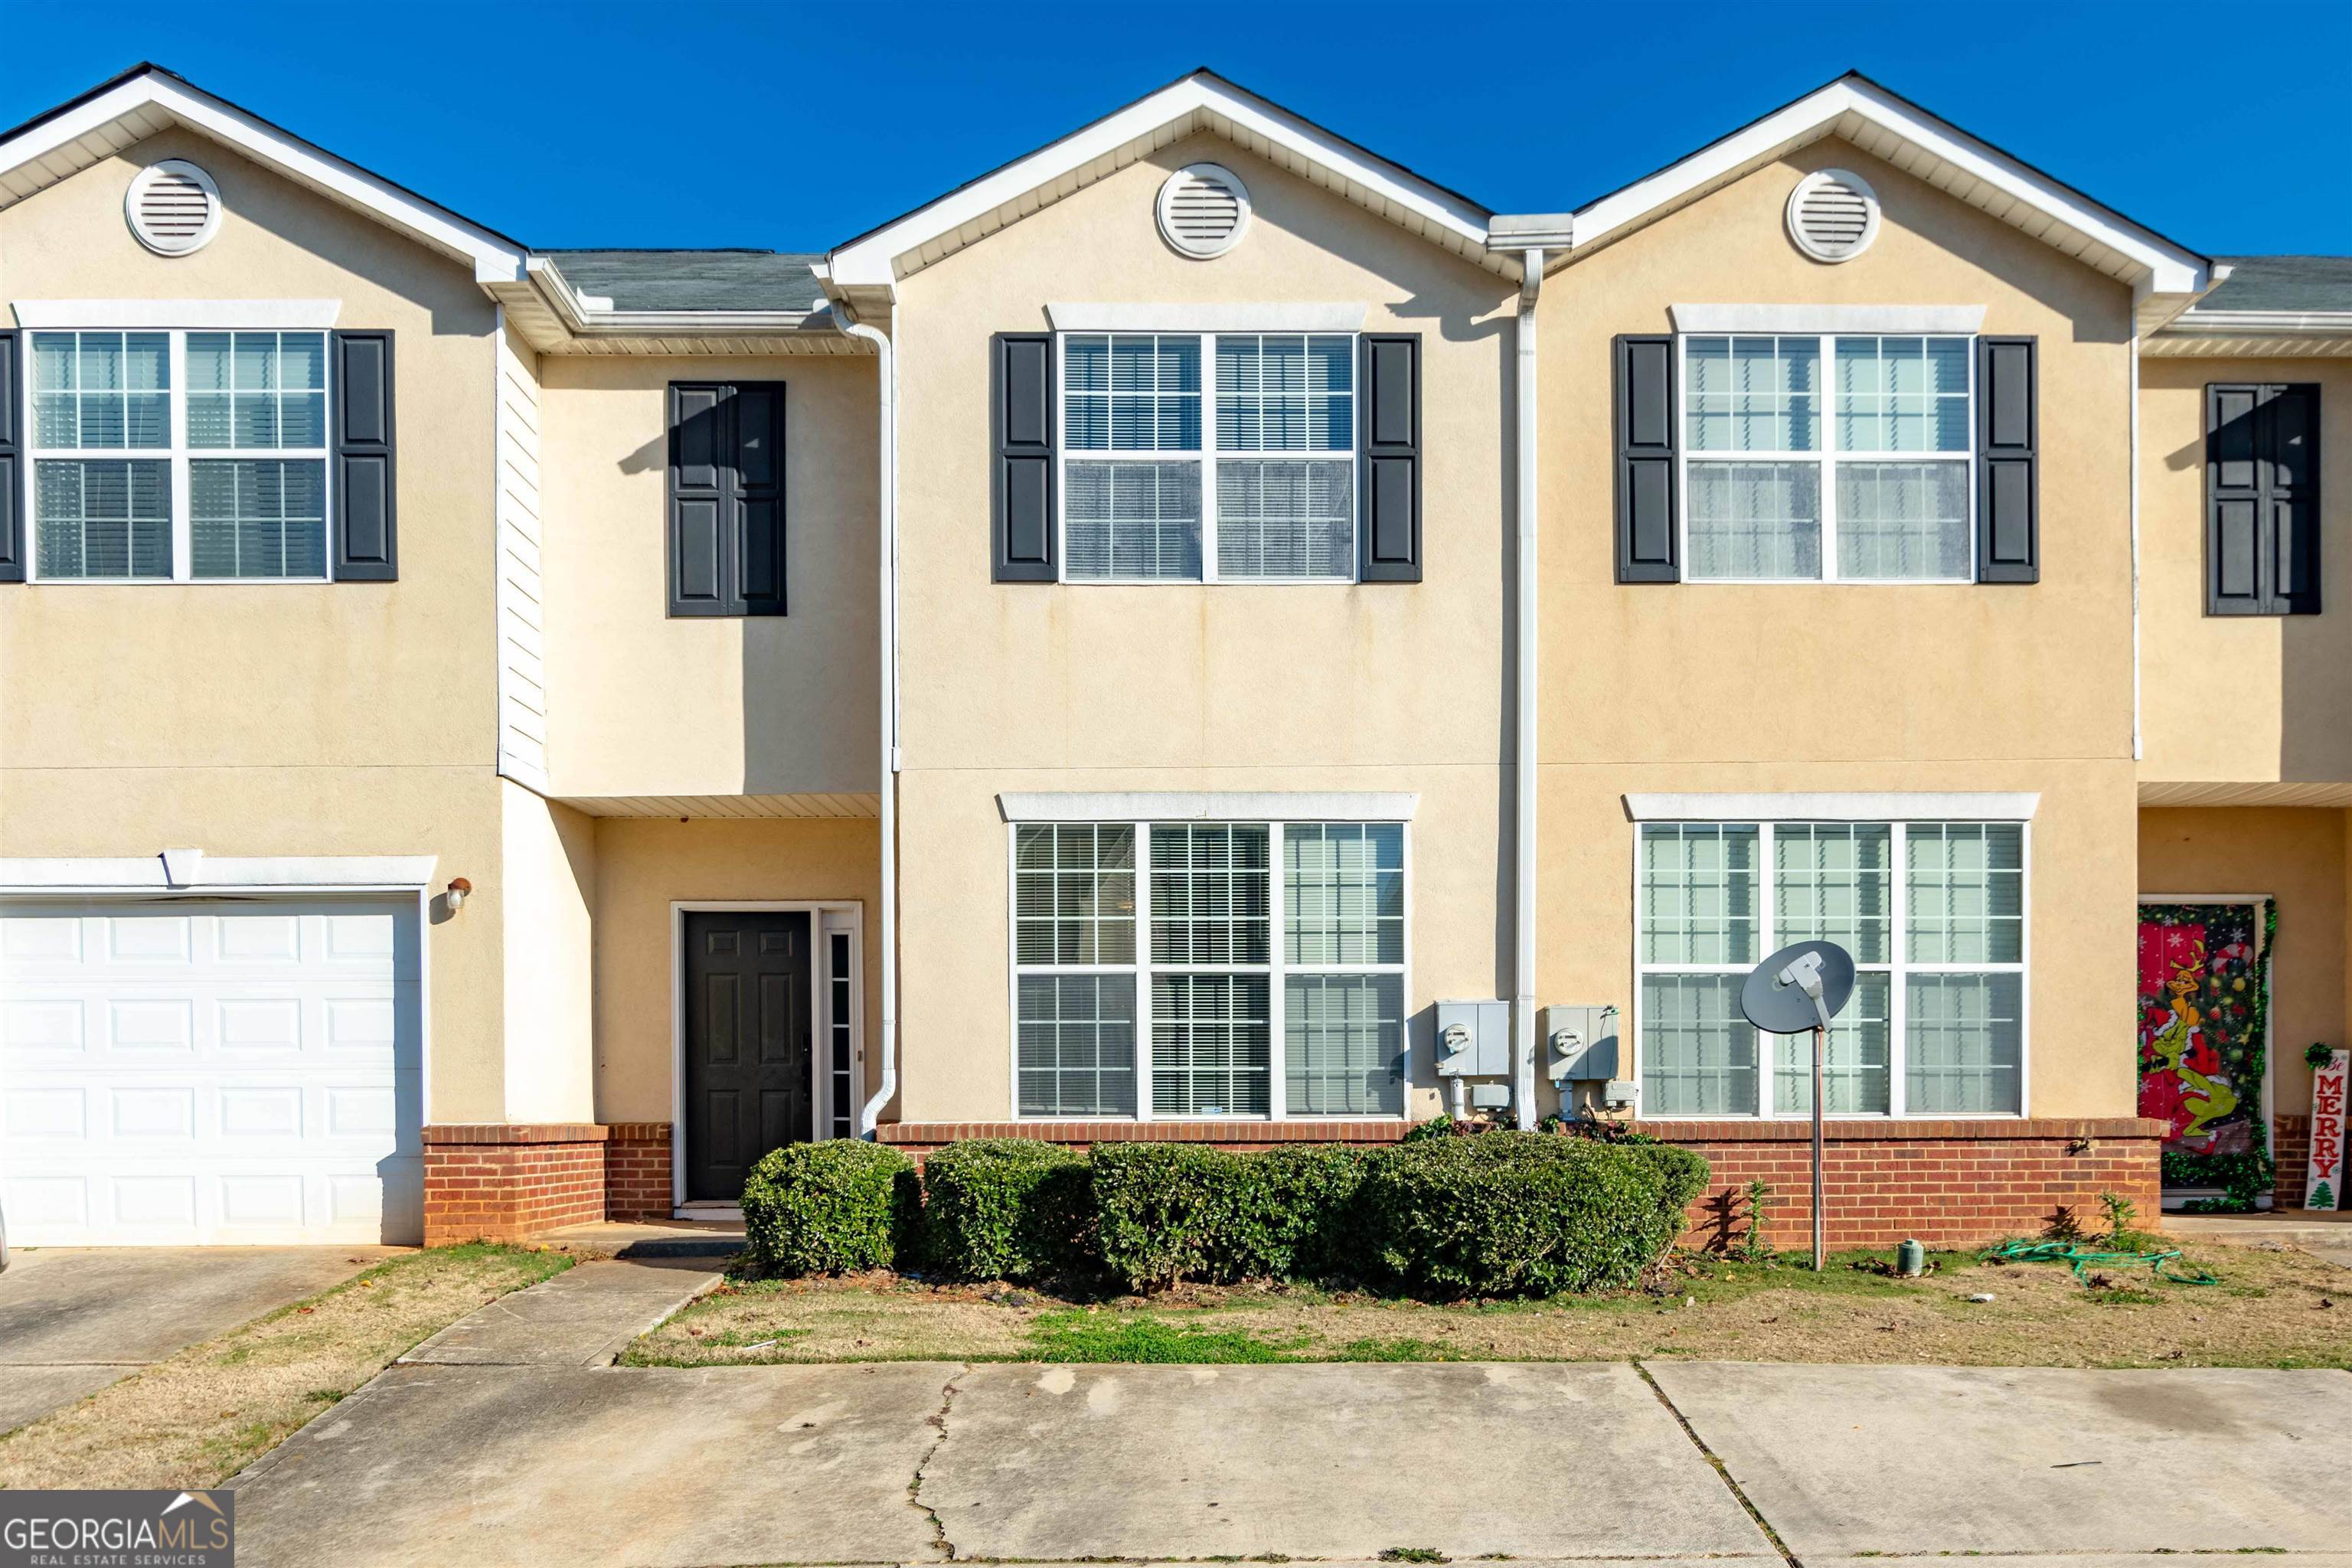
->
[2137,902,2273,1210]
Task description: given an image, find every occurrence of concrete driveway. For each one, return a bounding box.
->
[0,1246,390,1433]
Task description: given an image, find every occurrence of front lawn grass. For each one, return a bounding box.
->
[0,1243,573,1491]
[621,1238,2347,1370]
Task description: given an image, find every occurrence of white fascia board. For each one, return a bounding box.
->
[1670,303,1984,335]
[1046,302,1367,332]
[998,791,1419,823]
[0,853,439,892]
[1622,792,2040,822]
[14,299,341,328]
[828,74,1491,287]
[1572,78,2207,297]
[0,72,529,282]
[2166,309,2352,335]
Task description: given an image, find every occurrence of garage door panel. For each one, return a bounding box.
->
[0,897,424,1246]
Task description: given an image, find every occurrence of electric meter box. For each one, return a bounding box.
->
[1435,998,1510,1077]
[1542,1004,1620,1083]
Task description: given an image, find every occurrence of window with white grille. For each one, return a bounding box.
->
[1060,331,1356,583]
[1635,820,2026,1119]
[1681,333,1973,583]
[28,328,330,582]
[1011,818,1407,1119]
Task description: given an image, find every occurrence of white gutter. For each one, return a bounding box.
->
[1512,246,1544,1129]
[840,305,900,1136]
[2130,332,2141,762]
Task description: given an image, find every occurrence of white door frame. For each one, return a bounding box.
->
[668,900,864,1213]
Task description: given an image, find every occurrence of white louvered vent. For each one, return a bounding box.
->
[1157,163,1251,259]
[1786,169,1880,263]
[126,160,223,256]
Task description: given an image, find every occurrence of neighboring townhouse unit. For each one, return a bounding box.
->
[0,63,2337,1250]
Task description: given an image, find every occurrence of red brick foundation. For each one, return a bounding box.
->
[421,1124,609,1245]
[2272,1113,2311,1210]
[1640,1117,2167,1250]
[605,1122,675,1221]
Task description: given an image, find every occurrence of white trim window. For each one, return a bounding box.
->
[1058,331,1356,583]
[1011,818,1406,1118]
[1679,333,1973,583]
[28,328,330,582]
[1635,820,2027,1118]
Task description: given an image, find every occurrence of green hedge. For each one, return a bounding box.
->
[1089,1144,1375,1291]
[741,1140,917,1276]
[1364,1132,1707,1298]
[919,1138,1093,1284]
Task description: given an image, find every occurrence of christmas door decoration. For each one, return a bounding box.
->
[2138,903,2272,1209]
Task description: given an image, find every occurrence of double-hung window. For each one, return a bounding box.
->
[1011,818,1406,1118]
[1635,820,2025,1117]
[28,329,329,582]
[1681,334,1973,582]
[1060,332,1357,583]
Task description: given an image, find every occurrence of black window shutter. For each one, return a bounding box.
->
[668,381,788,616]
[1614,335,1677,583]
[0,331,20,583]
[1359,333,1422,582]
[331,330,397,580]
[2270,384,2321,616]
[1976,335,2037,584]
[2207,384,2264,614]
[992,334,1054,582]
[2207,382,2321,616]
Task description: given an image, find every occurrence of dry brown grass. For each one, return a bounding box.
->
[0,1243,573,1491]
[623,1240,2349,1370]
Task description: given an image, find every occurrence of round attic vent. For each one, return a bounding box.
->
[1157,163,1250,259]
[1786,168,1880,263]
[126,159,222,256]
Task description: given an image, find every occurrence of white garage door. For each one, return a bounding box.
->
[0,898,423,1246]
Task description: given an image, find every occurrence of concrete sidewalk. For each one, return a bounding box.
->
[229,1346,2352,1568]
[398,1255,727,1368]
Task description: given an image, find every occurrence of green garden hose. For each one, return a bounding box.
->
[1980,1237,2217,1285]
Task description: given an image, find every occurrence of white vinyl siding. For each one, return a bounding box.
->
[1635,820,2026,1118]
[28,328,330,583]
[1011,818,1406,1119]
[1059,331,1356,583]
[1681,333,1973,583]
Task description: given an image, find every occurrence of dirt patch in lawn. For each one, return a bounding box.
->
[622,1240,2349,1370]
[0,1243,573,1491]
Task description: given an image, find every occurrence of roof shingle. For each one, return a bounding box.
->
[544,249,826,313]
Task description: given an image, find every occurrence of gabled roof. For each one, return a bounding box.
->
[825,68,1504,293]
[0,62,529,282]
[1550,71,2213,329]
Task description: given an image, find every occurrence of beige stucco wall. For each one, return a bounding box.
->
[1529,139,2143,1122]
[2138,355,2352,784]
[589,816,881,1125]
[2139,806,2349,1132]
[499,782,598,1123]
[887,132,1517,1122]
[0,129,509,1120]
[537,355,879,798]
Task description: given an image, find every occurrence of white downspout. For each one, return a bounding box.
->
[842,306,900,1136]
[2129,331,2142,763]
[1513,249,1544,1128]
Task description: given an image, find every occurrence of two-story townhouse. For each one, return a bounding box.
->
[2,62,2331,1252]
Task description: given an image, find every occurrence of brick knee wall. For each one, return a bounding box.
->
[1639,1117,2167,1250]
[2273,1114,2311,1210]
[422,1125,609,1245]
[605,1123,674,1221]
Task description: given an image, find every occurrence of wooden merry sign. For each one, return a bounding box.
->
[2308,1049,2348,1212]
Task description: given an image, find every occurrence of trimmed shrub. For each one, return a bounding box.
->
[1089,1142,1376,1291]
[1362,1132,1708,1298]
[920,1138,1094,1284]
[740,1140,917,1276]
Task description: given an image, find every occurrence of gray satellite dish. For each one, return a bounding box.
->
[1740,940,1857,1034]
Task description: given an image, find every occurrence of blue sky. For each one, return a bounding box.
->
[5,0,2347,257]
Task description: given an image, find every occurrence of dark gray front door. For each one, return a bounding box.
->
[683,910,812,1202]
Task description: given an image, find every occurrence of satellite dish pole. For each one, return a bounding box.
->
[1741,940,1857,1272]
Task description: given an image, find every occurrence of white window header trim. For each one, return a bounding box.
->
[0,853,439,893]
[1046,302,1368,334]
[12,299,343,329]
[1000,791,1418,823]
[1624,792,2038,822]
[1669,304,1986,335]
